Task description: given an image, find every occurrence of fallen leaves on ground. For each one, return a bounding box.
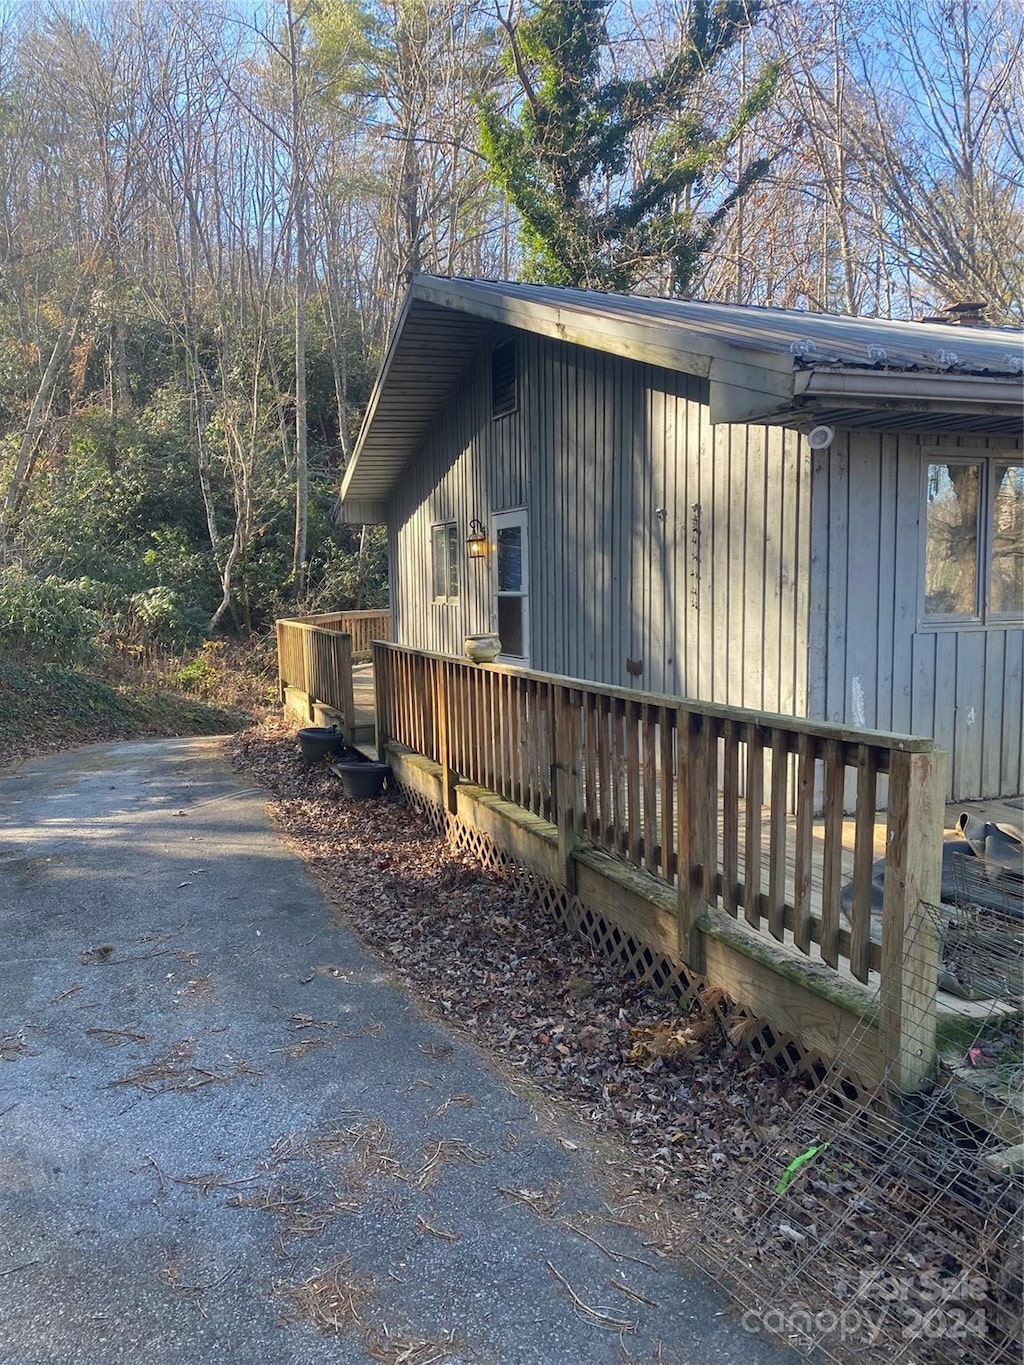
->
[229,720,807,1212]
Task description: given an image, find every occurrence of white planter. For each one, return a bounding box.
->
[464,633,501,663]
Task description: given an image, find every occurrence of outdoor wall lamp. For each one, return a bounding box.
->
[467,518,488,559]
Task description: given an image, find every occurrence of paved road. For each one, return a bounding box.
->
[0,739,796,1364]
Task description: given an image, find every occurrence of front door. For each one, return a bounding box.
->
[493,509,529,665]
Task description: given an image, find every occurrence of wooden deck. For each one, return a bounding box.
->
[279,631,1021,1087]
[353,659,1020,1014]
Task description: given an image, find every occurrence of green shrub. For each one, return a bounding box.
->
[166,641,224,696]
[0,568,102,661]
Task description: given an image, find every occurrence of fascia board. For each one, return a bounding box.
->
[340,285,416,503]
[414,275,795,381]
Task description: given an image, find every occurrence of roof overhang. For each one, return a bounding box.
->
[339,276,1024,518]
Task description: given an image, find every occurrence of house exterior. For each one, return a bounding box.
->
[339,275,1024,802]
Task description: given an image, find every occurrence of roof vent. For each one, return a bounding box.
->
[919,301,989,327]
[491,340,517,419]
[867,344,887,363]
[790,339,816,357]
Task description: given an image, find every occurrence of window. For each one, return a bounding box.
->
[490,340,517,419]
[431,522,459,601]
[924,458,1023,622]
[493,509,529,662]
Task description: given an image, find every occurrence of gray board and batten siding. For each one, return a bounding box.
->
[345,277,1024,802]
[388,332,811,721]
[810,429,1023,800]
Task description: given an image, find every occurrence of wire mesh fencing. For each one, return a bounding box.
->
[691,882,1023,1364]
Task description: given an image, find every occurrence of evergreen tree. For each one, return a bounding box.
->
[479,0,779,294]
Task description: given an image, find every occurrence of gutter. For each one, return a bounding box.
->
[794,367,1024,418]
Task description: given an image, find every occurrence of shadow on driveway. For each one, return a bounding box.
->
[0,738,798,1364]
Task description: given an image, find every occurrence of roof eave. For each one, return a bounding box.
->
[339,285,416,507]
[415,274,795,381]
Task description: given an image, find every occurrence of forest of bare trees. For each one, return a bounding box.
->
[0,0,1020,656]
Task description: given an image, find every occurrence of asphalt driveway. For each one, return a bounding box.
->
[0,738,796,1364]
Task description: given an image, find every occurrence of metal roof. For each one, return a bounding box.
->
[340,275,1024,513]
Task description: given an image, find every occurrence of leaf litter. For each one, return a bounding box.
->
[229,722,808,1217]
[229,723,1024,1359]
[108,1036,259,1094]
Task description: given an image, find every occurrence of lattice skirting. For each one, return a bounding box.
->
[391,773,843,1091]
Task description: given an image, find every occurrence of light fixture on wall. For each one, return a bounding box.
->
[467,518,488,559]
[808,424,835,450]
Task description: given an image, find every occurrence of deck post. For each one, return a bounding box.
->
[301,625,314,722]
[275,620,285,703]
[879,747,946,1093]
[373,643,390,756]
[338,633,355,745]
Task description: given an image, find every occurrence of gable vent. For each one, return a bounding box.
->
[491,340,517,419]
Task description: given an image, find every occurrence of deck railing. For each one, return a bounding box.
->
[283,609,390,660]
[374,642,947,1088]
[276,617,356,729]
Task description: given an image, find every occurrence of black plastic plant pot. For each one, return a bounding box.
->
[332,761,390,800]
[297,727,346,764]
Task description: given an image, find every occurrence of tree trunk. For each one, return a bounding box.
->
[287,0,309,600]
[0,267,93,547]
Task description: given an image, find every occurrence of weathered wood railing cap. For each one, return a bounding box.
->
[277,611,389,626]
[277,620,351,635]
[371,641,937,754]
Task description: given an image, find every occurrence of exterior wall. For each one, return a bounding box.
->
[808,431,1023,800]
[389,332,811,718]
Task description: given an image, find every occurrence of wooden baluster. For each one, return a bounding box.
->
[477,664,486,786]
[642,703,658,874]
[584,694,598,840]
[526,679,537,815]
[850,747,878,983]
[676,711,707,973]
[703,721,720,905]
[821,739,846,969]
[435,658,457,814]
[506,674,515,807]
[744,723,764,928]
[721,719,740,916]
[554,686,581,891]
[626,698,641,867]
[494,668,502,797]
[611,699,625,857]
[496,670,508,802]
[598,694,612,847]
[542,681,556,820]
[792,733,816,953]
[767,730,788,942]
[660,706,675,883]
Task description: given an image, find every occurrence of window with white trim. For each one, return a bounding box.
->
[431,522,459,602]
[924,458,1022,622]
